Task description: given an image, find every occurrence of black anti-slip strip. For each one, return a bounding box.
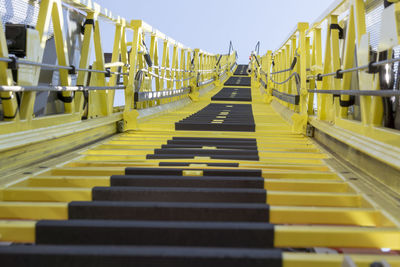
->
[167,139,257,146]
[204,168,261,176]
[234,64,249,75]
[161,144,257,150]
[158,162,239,167]
[176,104,255,132]
[110,175,264,188]
[36,220,275,248]
[211,87,252,102]
[175,123,255,132]
[68,201,270,222]
[125,167,262,177]
[153,148,258,156]
[147,153,259,161]
[92,186,266,203]
[0,245,282,267]
[172,137,257,142]
[224,76,251,86]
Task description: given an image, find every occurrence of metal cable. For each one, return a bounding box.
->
[0,56,129,76]
[142,68,195,82]
[307,56,400,80]
[269,72,300,95]
[0,85,125,92]
[308,89,400,96]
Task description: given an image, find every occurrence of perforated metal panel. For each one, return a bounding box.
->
[365,0,384,51]
[0,0,53,37]
[1,0,85,117]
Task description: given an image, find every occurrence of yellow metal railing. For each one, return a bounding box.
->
[251,0,400,177]
[0,0,236,134]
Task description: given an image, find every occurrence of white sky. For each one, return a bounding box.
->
[95,0,336,62]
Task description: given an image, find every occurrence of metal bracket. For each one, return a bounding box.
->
[306,124,314,137]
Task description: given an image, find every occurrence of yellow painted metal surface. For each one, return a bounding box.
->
[1,72,398,255]
[0,0,400,265]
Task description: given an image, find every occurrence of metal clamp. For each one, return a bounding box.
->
[330,23,344,39]
[7,55,18,70]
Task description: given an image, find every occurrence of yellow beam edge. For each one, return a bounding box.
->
[282,253,400,267]
[275,225,400,249]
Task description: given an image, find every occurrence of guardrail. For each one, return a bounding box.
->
[0,0,236,134]
[249,0,400,176]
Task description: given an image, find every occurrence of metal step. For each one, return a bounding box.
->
[36,220,275,248]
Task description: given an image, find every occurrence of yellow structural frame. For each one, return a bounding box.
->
[1,0,400,266]
[253,0,400,189]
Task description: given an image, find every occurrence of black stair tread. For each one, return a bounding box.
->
[212,87,252,102]
[175,104,255,132]
[36,220,275,248]
[224,76,251,86]
[234,64,249,75]
[211,97,251,102]
[175,123,255,132]
[172,137,257,141]
[125,167,262,177]
[146,154,259,161]
[158,162,240,167]
[68,201,270,222]
[161,144,257,150]
[0,245,282,267]
[167,140,257,146]
[153,148,258,155]
[110,175,264,188]
[92,186,266,203]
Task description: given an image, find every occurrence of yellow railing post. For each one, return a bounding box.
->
[318,15,335,122]
[310,28,322,116]
[292,22,309,134]
[0,23,18,121]
[123,20,142,130]
[353,0,373,126]
[189,48,200,101]
[330,16,342,122]
[339,5,356,119]
[305,35,312,115]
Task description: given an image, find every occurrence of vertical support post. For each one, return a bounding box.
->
[123,19,141,130]
[284,44,290,108]
[186,50,191,88]
[171,44,178,91]
[305,36,312,114]
[318,16,334,122]
[161,40,169,92]
[189,49,200,101]
[0,23,18,121]
[331,16,341,122]
[310,28,322,116]
[75,11,94,115]
[150,34,160,92]
[179,48,186,90]
[340,5,356,118]
[51,0,72,113]
[353,0,373,126]
[292,22,309,134]
[107,19,123,114]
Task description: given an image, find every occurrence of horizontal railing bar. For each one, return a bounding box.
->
[0,85,125,92]
[308,89,400,96]
[0,57,129,76]
[272,89,300,105]
[135,87,191,102]
[307,56,400,79]
[198,77,215,87]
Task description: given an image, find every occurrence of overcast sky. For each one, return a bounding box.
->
[95,0,336,63]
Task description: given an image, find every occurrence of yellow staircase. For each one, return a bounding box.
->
[0,69,399,266]
[1,0,400,266]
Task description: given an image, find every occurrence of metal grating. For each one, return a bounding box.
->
[0,0,53,37]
